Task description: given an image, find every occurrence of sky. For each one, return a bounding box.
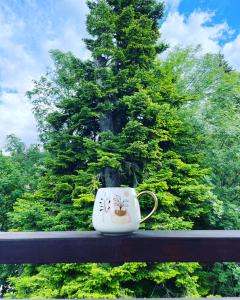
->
[0,0,240,148]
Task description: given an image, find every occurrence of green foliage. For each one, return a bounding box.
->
[0,135,44,296]
[6,2,216,299]
[165,47,240,230]
[6,262,202,298]
[0,135,44,230]
[163,46,240,296]
[0,154,25,231]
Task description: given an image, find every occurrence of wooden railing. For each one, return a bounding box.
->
[1,230,240,264]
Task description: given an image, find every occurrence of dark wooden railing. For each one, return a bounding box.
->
[1,230,240,264]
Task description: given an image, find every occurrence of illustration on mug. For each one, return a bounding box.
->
[99,192,131,224]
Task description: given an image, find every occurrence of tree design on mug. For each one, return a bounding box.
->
[113,195,129,216]
[99,193,131,224]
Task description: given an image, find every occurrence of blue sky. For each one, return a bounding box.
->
[0,0,240,147]
[179,0,240,40]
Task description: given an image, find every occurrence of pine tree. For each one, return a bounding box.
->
[8,1,210,298]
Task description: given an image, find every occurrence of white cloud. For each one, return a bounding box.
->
[161,10,232,54]
[0,1,89,148]
[0,0,240,149]
[42,23,90,63]
[63,0,89,15]
[164,0,181,12]
[160,9,240,70]
[42,0,90,62]
[223,34,240,70]
[0,9,40,147]
[0,92,37,147]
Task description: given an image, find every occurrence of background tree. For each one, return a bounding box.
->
[162,46,240,296]
[0,135,44,296]
[1,134,44,230]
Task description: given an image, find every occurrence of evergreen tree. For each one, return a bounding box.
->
[8,1,210,298]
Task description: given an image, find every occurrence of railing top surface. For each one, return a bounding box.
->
[1,230,240,264]
[1,229,240,240]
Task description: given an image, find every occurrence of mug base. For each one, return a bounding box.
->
[97,231,135,236]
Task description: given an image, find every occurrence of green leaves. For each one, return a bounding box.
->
[89,150,122,172]
[6,1,214,299]
[0,138,44,295]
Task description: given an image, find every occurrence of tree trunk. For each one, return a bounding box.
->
[99,111,121,187]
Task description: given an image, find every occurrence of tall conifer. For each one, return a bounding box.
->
[8,1,210,297]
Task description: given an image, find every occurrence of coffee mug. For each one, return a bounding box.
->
[92,187,158,234]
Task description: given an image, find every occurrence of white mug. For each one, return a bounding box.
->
[92,187,158,234]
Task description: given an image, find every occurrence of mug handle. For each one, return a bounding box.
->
[137,191,158,224]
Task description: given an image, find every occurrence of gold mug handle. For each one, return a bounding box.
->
[137,191,158,224]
